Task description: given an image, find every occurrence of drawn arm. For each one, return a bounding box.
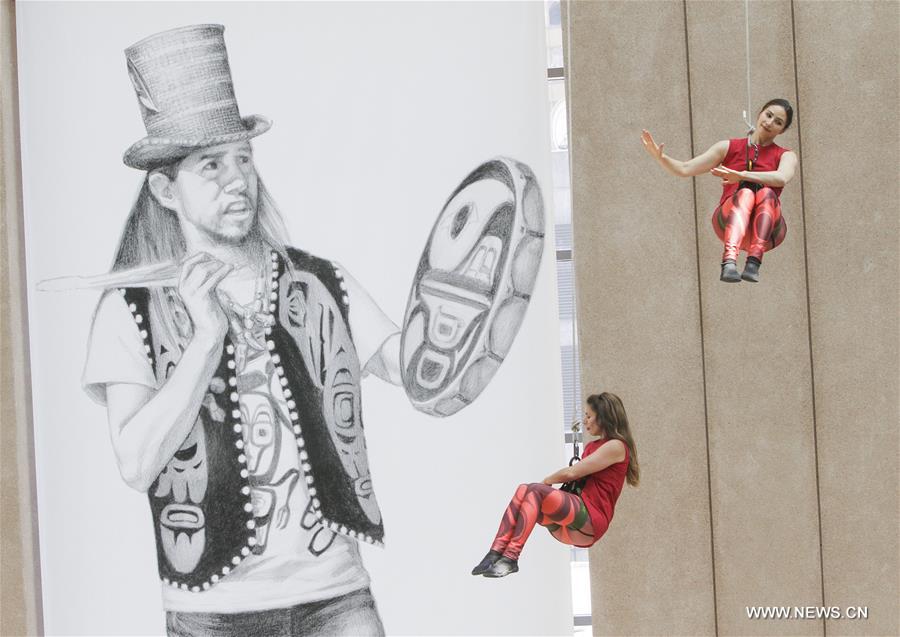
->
[541,439,626,485]
[335,261,402,386]
[103,254,231,492]
[642,130,729,178]
[364,333,402,386]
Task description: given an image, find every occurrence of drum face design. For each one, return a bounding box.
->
[401,158,545,416]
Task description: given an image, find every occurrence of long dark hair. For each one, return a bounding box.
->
[111,163,292,353]
[586,392,640,487]
[759,98,794,130]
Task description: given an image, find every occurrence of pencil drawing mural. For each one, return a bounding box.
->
[41,23,546,635]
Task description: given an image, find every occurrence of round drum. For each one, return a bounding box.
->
[400,158,545,417]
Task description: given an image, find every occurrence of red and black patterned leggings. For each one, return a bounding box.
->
[713,186,786,262]
[490,483,595,561]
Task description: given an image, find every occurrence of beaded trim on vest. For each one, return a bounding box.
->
[121,248,383,593]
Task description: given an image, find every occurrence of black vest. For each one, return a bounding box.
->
[122,248,383,593]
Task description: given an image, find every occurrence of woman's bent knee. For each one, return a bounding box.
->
[733,188,756,207]
[755,186,778,203]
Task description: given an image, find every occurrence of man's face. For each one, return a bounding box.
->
[163,141,259,245]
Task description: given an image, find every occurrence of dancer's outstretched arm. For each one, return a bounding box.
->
[641,129,728,178]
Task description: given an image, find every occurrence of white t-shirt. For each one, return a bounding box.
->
[83,262,399,613]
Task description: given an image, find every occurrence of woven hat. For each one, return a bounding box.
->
[122,24,271,170]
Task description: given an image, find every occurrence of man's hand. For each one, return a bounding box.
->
[178,252,232,345]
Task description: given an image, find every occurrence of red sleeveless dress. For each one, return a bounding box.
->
[717,137,789,206]
[713,137,791,253]
[580,439,629,539]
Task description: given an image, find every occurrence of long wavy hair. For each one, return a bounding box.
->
[111,163,292,354]
[586,392,640,487]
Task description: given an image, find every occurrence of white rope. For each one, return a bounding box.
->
[563,1,581,439]
[742,0,754,133]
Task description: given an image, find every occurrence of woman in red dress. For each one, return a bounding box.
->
[641,98,799,283]
[471,393,640,578]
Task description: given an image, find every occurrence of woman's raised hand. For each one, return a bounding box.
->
[178,252,233,345]
[710,165,743,184]
[641,129,664,161]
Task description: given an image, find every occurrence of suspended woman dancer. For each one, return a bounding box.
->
[471,393,639,577]
[641,98,799,283]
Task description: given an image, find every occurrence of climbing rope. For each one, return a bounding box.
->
[564,1,582,449]
[742,0,754,134]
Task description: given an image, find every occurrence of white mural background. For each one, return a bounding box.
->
[17,2,570,634]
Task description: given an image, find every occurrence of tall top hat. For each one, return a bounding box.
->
[122,24,271,170]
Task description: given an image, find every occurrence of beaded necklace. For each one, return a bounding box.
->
[219,255,275,370]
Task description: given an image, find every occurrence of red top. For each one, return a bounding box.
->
[580,438,630,540]
[718,137,790,206]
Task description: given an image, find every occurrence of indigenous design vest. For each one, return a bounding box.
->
[122,248,383,593]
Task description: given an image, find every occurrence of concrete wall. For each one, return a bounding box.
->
[565,1,898,635]
[793,2,900,635]
[1,2,42,636]
[564,0,717,634]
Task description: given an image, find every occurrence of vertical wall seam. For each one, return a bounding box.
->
[790,2,827,635]
[681,2,719,634]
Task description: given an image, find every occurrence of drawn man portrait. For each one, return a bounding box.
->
[83,25,401,636]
